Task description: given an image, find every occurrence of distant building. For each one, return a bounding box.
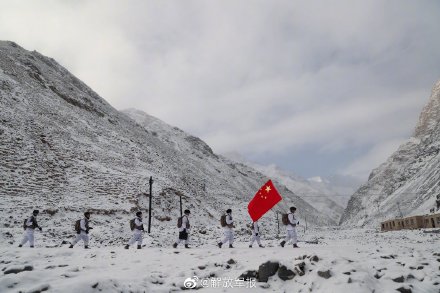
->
[381,213,440,231]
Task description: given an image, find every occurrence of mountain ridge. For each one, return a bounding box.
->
[340,79,440,227]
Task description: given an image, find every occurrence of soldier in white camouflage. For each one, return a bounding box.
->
[19,210,42,248]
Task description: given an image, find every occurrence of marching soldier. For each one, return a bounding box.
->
[125,211,144,249]
[280,206,299,248]
[249,220,264,248]
[218,209,235,248]
[19,210,42,248]
[70,212,93,249]
[173,209,191,249]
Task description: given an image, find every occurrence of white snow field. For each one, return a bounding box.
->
[1,228,439,293]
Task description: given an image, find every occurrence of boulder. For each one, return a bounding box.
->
[317,270,332,279]
[258,261,280,282]
[278,265,295,281]
[396,287,412,293]
[392,276,404,283]
[4,265,33,275]
[238,270,258,281]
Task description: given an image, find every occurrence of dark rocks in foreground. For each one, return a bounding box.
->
[4,265,33,275]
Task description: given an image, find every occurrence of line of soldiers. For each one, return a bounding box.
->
[18,206,300,249]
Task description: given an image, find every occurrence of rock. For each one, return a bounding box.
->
[91,283,99,288]
[347,277,352,283]
[416,266,424,270]
[4,265,33,274]
[374,273,382,279]
[317,270,332,279]
[278,265,295,281]
[343,272,351,275]
[396,287,412,293]
[310,255,319,262]
[294,262,306,276]
[198,266,206,270]
[238,270,258,281]
[259,283,270,289]
[227,259,236,265]
[392,276,405,283]
[258,261,279,282]
[380,255,395,259]
[45,265,56,270]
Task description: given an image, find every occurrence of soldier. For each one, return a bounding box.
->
[173,209,191,249]
[19,210,42,248]
[249,220,264,248]
[280,206,299,248]
[218,209,235,248]
[125,211,144,249]
[436,194,440,211]
[69,212,93,249]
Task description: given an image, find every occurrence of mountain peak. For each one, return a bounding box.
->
[414,79,440,138]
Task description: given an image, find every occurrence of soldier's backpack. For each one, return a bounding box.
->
[130,218,136,231]
[281,214,289,225]
[177,216,183,228]
[220,214,227,227]
[74,219,81,233]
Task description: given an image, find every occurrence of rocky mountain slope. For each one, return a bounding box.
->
[340,80,440,227]
[0,41,336,248]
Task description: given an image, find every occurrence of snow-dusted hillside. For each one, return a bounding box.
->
[0,41,337,249]
[340,80,440,227]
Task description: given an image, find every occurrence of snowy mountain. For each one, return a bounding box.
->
[0,41,337,248]
[340,80,440,227]
[234,162,346,224]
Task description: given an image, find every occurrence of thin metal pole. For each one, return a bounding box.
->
[276,212,280,236]
[180,195,183,217]
[305,215,308,232]
[148,176,153,233]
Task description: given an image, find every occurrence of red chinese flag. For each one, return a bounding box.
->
[248,180,282,222]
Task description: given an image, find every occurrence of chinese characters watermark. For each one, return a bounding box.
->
[183,276,257,289]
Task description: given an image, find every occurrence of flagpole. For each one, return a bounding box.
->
[276,212,280,237]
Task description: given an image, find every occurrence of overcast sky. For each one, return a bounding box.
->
[1,0,440,181]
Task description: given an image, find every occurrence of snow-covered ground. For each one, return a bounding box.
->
[1,228,439,293]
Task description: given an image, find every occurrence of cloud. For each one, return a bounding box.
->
[1,0,440,180]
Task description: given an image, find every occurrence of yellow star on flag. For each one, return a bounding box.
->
[265,186,271,193]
